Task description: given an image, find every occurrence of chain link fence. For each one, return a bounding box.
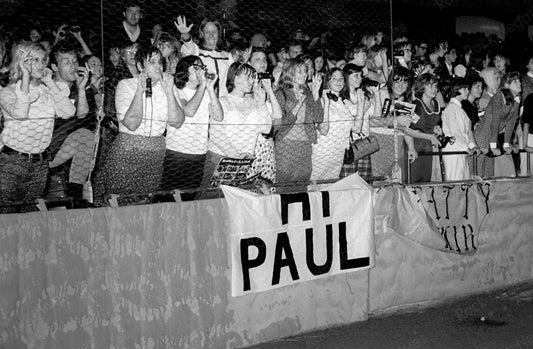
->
[5,0,525,211]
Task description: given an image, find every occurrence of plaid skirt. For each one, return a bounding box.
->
[340,155,372,182]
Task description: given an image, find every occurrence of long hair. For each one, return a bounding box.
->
[226,62,255,93]
[174,55,202,89]
[278,57,307,90]
[341,63,369,100]
[199,19,222,49]
[322,67,343,98]
[8,42,47,85]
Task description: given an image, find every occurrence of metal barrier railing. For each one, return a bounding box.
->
[407,149,532,184]
[2,151,532,212]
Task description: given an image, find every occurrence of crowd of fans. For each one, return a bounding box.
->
[1,2,533,212]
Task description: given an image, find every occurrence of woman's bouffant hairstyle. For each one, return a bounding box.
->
[449,77,469,99]
[226,62,255,93]
[279,57,308,90]
[386,66,412,100]
[173,55,202,89]
[413,73,437,99]
[9,42,47,84]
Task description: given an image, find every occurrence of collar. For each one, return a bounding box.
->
[450,97,461,107]
[200,46,221,53]
[527,72,533,79]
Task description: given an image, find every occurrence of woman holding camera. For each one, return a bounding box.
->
[161,56,222,193]
[201,62,280,186]
[310,68,355,180]
[274,57,323,190]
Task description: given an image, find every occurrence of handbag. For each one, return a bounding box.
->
[351,133,380,162]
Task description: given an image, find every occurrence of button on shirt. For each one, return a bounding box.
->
[0,80,75,153]
[115,77,173,137]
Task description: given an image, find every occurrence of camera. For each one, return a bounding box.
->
[326,91,339,102]
[257,72,274,82]
[204,71,216,80]
[437,134,455,149]
[363,78,380,87]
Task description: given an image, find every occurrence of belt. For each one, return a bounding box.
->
[1,146,48,163]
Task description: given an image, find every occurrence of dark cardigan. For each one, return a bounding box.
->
[273,86,324,144]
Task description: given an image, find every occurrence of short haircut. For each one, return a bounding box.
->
[413,73,437,99]
[124,2,142,11]
[174,55,202,89]
[449,77,469,98]
[50,42,77,67]
[134,45,161,69]
[226,62,256,93]
[8,42,47,84]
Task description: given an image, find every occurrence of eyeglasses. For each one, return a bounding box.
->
[192,63,207,71]
[419,45,428,50]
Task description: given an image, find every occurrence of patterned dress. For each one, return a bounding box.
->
[311,98,354,180]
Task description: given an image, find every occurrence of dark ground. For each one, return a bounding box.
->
[244,282,533,349]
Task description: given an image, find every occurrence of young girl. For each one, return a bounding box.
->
[274,57,323,190]
[310,68,354,180]
[441,78,479,181]
[405,73,442,183]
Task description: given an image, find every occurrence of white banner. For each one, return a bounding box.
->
[222,175,374,297]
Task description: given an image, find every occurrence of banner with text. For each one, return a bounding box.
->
[222,175,374,297]
[386,182,490,255]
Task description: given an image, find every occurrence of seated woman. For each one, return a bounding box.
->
[274,57,323,191]
[474,72,521,178]
[202,62,280,186]
[441,78,479,181]
[96,46,184,205]
[0,42,75,212]
[161,55,222,192]
[311,68,355,181]
[405,73,443,183]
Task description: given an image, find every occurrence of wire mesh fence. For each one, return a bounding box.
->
[1,0,530,212]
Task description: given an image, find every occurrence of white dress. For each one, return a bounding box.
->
[311,98,354,180]
[442,98,476,181]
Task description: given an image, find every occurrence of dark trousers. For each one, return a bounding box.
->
[0,153,49,213]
